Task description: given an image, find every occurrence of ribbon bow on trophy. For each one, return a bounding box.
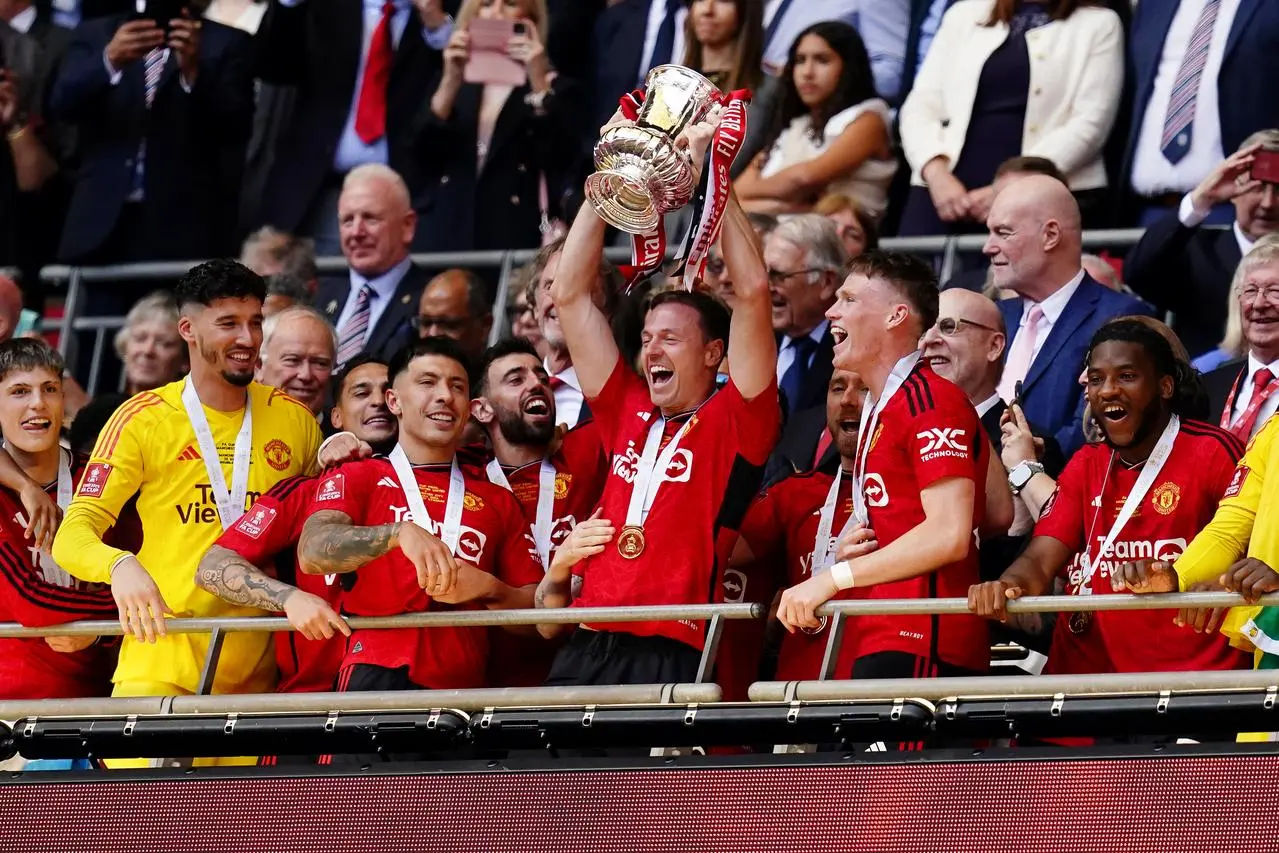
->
[585,66,752,292]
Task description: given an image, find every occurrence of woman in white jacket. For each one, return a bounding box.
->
[898,0,1123,236]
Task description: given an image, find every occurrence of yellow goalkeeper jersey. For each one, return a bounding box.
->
[1174,411,1279,652]
[52,380,321,694]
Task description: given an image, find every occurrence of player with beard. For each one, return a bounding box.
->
[470,338,609,686]
[535,108,780,687]
[777,251,991,680]
[969,320,1248,676]
[50,262,323,767]
[195,355,401,696]
[719,370,879,695]
[296,338,544,694]
[0,339,141,700]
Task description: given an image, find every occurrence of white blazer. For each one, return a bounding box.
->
[899,0,1124,191]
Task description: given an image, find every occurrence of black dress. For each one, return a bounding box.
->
[899,3,1052,237]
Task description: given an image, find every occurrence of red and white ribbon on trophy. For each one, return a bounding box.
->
[615,88,752,292]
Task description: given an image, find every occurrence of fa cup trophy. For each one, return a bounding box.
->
[584,65,723,235]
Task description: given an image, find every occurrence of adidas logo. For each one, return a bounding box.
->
[376,476,399,489]
[176,445,201,462]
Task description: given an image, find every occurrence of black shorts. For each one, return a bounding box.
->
[852,651,978,680]
[545,630,701,687]
[338,663,422,693]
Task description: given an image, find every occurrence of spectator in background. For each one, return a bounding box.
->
[264,271,311,317]
[898,0,1123,236]
[48,6,252,274]
[313,164,427,367]
[764,213,847,419]
[0,23,58,278]
[759,1,909,106]
[114,291,186,396]
[255,304,336,417]
[67,392,128,453]
[985,175,1153,456]
[203,0,264,32]
[703,243,736,308]
[250,0,453,255]
[414,268,493,360]
[508,269,546,357]
[1081,253,1124,293]
[530,236,621,430]
[417,0,577,256]
[1202,237,1279,441]
[240,226,317,285]
[736,21,896,220]
[940,154,1067,293]
[1124,132,1279,359]
[680,0,776,177]
[813,191,877,259]
[1121,0,1279,228]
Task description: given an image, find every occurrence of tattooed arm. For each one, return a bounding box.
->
[197,544,350,640]
[196,544,297,612]
[297,510,402,576]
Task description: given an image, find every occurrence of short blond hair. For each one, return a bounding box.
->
[1222,234,1279,355]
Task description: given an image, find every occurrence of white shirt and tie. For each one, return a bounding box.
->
[775,320,828,384]
[545,361,585,429]
[1227,353,1279,440]
[334,256,412,357]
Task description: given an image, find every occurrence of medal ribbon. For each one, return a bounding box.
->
[1079,415,1180,593]
[811,465,853,574]
[1219,367,1279,439]
[389,446,465,555]
[181,377,253,530]
[849,352,919,527]
[486,457,557,566]
[624,413,697,528]
[614,87,752,292]
[8,442,74,586]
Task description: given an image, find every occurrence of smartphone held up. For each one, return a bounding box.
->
[464,18,528,87]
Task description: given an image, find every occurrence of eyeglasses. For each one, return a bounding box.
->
[1239,285,1279,305]
[767,267,825,286]
[935,316,999,336]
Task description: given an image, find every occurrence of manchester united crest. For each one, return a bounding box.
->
[263,438,292,471]
[554,472,571,499]
[463,492,484,512]
[1151,481,1181,516]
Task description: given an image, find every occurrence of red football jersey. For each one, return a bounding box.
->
[215,475,346,693]
[573,358,781,650]
[855,364,989,672]
[481,421,608,687]
[1035,419,1248,674]
[306,458,544,690]
[0,456,134,699]
[737,470,863,681]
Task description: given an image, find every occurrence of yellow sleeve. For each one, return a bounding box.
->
[51,395,155,583]
[1174,420,1272,590]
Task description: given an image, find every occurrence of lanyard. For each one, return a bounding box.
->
[851,352,919,525]
[1220,367,1279,438]
[1080,415,1180,592]
[8,443,74,585]
[388,445,465,555]
[487,457,557,566]
[812,465,855,574]
[625,412,697,527]
[181,377,253,530]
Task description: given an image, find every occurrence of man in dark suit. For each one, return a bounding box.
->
[763,214,846,421]
[986,176,1155,457]
[314,164,424,368]
[1203,241,1279,441]
[590,0,682,131]
[1124,131,1279,359]
[0,21,56,274]
[48,10,252,269]
[1120,0,1279,227]
[252,0,456,256]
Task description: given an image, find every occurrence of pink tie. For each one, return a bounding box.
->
[998,305,1044,404]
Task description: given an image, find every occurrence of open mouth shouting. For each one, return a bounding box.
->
[225,348,255,372]
[1097,401,1131,433]
[522,391,552,422]
[648,363,675,390]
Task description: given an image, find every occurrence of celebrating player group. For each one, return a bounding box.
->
[3,103,1279,760]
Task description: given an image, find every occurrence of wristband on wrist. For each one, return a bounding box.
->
[830,560,856,590]
[107,553,132,579]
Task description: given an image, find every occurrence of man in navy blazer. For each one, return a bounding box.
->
[1120,0,1279,225]
[986,176,1155,458]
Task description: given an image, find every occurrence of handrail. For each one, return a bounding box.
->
[0,593,1266,640]
[0,683,722,720]
[748,669,1279,702]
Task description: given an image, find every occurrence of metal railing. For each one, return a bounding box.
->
[1,592,1274,721]
[37,228,1154,396]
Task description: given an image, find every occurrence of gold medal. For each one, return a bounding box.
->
[1068,611,1094,635]
[617,525,647,559]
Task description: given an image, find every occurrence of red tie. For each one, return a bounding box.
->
[812,429,833,469]
[1227,367,1277,441]
[354,2,395,145]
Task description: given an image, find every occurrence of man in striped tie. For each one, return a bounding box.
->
[312,164,428,369]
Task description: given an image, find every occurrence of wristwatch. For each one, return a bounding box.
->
[1008,460,1045,495]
